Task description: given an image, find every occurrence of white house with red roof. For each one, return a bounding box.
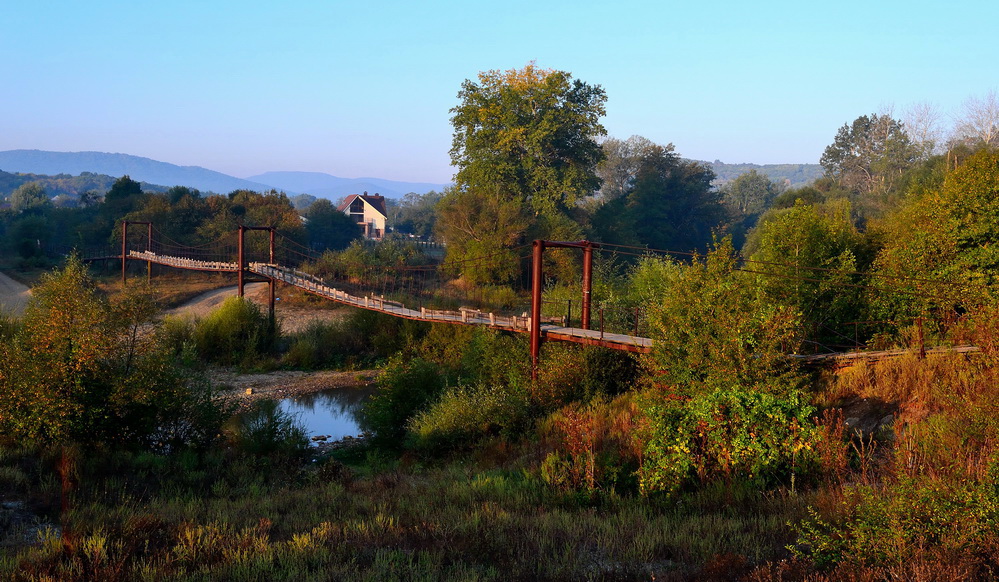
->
[337,193,388,241]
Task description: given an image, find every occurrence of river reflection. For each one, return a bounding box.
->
[278,386,372,442]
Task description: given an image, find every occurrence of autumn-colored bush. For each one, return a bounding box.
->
[0,257,226,450]
[539,393,643,494]
[637,386,823,496]
[794,475,999,571]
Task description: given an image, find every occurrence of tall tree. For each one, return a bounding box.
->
[902,101,944,159]
[435,186,528,284]
[440,63,606,283]
[590,139,724,252]
[722,169,783,216]
[870,149,999,320]
[105,175,142,203]
[594,135,657,202]
[449,63,607,218]
[748,200,866,346]
[303,198,360,251]
[952,89,999,149]
[820,113,919,196]
[9,182,50,214]
[391,191,442,239]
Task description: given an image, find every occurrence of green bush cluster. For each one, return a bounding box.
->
[283,318,368,369]
[408,381,531,453]
[360,356,453,447]
[795,476,999,569]
[193,296,276,366]
[637,386,822,496]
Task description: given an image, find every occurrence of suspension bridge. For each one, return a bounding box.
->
[108,222,654,377]
[87,221,975,376]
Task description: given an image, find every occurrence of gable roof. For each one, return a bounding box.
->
[337,193,387,218]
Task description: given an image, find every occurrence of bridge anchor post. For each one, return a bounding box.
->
[121,220,127,287]
[530,240,545,381]
[237,226,245,297]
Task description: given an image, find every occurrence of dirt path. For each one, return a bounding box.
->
[0,272,31,317]
[165,282,345,334]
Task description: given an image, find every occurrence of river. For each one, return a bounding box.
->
[277,385,372,442]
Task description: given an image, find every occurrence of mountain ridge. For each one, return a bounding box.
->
[0,150,276,195]
[0,149,822,200]
[246,171,448,199]
[0,150,449,199]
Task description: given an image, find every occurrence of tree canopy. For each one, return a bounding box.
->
[438,64,607,283]
[449,63,607,218]
[303,198,361,251]
[590,138,724,253]
[820,113,918,197]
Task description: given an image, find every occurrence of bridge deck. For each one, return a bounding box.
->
[129,251,655,353]
[124,250,983,361]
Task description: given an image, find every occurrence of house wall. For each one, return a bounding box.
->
[365,208,386,239]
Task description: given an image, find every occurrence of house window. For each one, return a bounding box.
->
[352,214,364,223]
[350,198,365,213]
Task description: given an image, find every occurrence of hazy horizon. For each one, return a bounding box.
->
[3,1,995,184]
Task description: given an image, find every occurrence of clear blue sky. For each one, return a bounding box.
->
[2,0,996,183]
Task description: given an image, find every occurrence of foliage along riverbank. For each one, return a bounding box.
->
[4,150,999,579]
[3,250,999,580]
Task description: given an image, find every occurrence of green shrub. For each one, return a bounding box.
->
[284,309,428,370]
[633,240,803,397]
[283,318,363,369]
[417,325,527,387]
[157,314,198,363]
[532,344,638,410]
[408,381,531,453]
[795,476,999,569]
[194,297,276,365]
[360,356,451,447]
[637,386,821,496]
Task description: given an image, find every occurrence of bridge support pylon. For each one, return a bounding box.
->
[237,225,277,320]
[121,220,152,287]
[530,241,545,381]
[529,239,599,380]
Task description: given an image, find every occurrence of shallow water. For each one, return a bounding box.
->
[277,386,372,441]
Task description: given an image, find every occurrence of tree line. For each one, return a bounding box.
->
[0,176,368,268]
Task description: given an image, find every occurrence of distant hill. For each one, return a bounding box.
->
[0,169,167,200]
[0,150,449,200]
[0,149,820,201]
[706,161,823,189]
[247,171,448,200]
[0,150,277,194]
